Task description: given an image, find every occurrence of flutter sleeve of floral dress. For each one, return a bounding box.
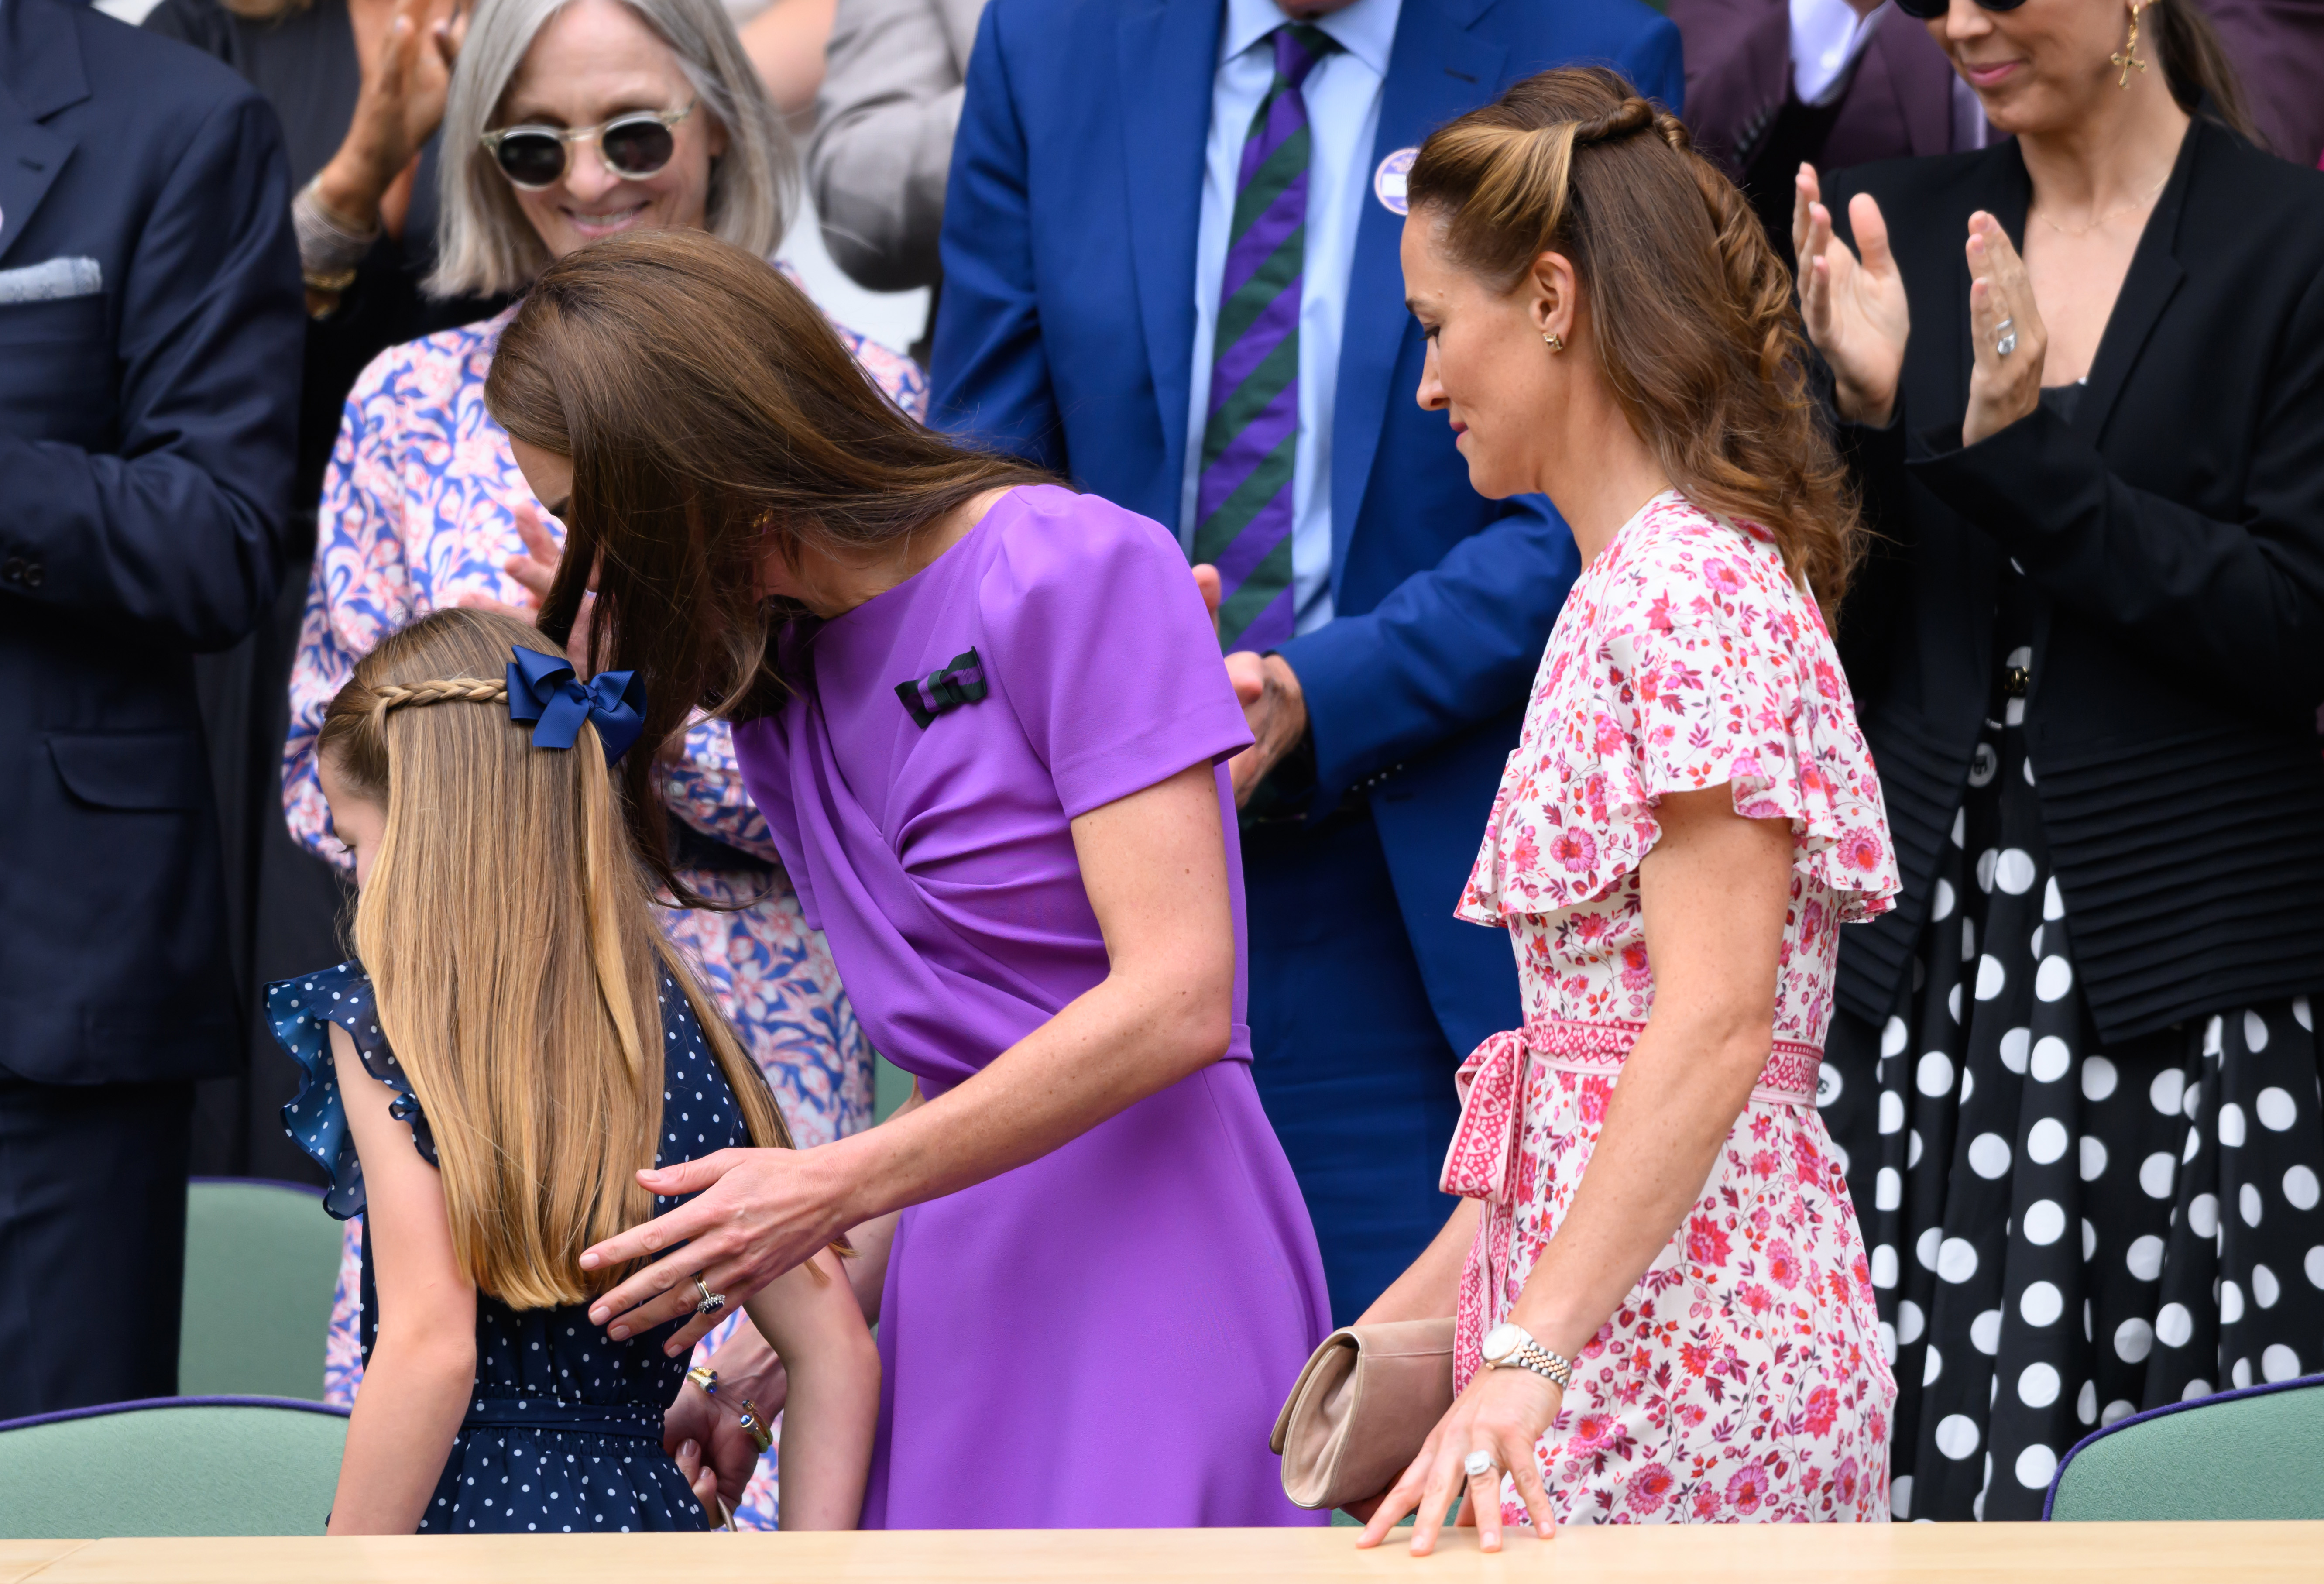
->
[1461,494,1901,926]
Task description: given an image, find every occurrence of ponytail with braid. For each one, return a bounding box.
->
[1408,67,1861,608]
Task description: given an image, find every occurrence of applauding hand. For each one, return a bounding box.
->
[453,500,599,677]
[1961,210,2047,445]
[1794,164,1910,427]
[314,0,466,233]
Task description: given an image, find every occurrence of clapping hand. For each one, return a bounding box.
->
[453,501,597,677]
[353,0,465,197]
[1794,164,1910,428]
[1961,210,2046,445]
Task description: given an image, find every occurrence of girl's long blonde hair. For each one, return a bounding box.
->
[319,608,793,1309]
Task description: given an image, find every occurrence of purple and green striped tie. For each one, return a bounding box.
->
[1192,22,1341,654]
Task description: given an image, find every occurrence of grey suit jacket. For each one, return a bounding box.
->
[806,0,986,293]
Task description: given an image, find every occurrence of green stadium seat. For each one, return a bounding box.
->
[0,1397,347,1537]
[2046,1374,2324,1520]
[179,1178,343,1401]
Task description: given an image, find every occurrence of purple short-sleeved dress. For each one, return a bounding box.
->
[731,486,1331,1529]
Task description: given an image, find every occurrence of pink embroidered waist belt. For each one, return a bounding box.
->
[1438,1017,1821,1207]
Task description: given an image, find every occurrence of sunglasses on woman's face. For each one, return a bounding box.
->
[1891,0,2028,18]
[481,101,697,191]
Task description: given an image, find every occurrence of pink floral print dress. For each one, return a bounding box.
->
[285,288,924,1528]
[1449,491,1902,1525]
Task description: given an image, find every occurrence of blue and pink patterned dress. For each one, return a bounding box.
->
[283,283,924,1528]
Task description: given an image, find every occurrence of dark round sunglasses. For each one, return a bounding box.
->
[1891,0,2027,17]
[481,101,697,191]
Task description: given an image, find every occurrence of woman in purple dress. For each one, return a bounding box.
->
[476,227,1332,1529]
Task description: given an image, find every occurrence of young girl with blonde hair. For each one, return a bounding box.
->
[269,607,876,1535]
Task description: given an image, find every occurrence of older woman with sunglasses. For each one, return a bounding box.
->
[280,0,923,1529]
[1796,0,2324,1523]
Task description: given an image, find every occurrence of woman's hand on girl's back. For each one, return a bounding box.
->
[1793,165,1910,427]
[582,1145,856,1351]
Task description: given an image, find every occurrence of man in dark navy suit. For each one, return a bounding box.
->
[931,0,1680,1323]
[0,0,300,1415]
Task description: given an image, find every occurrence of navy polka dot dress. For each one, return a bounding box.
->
[268,960,753,1534]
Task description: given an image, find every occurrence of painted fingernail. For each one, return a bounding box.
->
[609,1325,630,1340]
[588,1306,608,1323]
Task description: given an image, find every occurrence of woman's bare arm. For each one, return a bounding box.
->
[1363,785,1794,1554]
[323,1023,476,1535]
[1356,1199,1478,1326]
[1504,786,1793,1354]
[579,761,1237,1344]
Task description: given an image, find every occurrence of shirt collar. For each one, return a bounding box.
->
[1221,0,1401,80]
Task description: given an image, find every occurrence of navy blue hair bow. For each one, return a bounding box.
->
[505,646,648,765]
[895,648,988,729]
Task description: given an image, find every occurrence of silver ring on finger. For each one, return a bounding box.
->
[692,1275,727,1317]
[1994,316,2018,357]
[1463,1450,1500,1481]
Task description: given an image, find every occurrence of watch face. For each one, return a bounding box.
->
[1481,1323,1524,1364]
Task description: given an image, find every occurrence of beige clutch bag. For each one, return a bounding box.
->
[1268,1317,1456,1511]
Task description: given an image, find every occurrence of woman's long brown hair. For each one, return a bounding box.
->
[1408,67,1861,608]
[318,607,796,1308]
[484,228,1051,903]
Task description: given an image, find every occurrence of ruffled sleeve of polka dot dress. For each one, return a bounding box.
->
[1460,490,1902,926]
[267,960,439,1220]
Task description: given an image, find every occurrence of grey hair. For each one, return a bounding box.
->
[426,0,795,299]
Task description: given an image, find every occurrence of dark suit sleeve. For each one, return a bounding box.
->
[1664,0,1788,176]
[1906,267,2324,718]
[1278,495,1579,804]
[926,0,1065,468]
[0,90,300,651]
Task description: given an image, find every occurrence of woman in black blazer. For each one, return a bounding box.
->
[1793,0,2324,1524]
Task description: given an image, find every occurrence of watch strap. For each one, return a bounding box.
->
[1487,1330,1575,1390]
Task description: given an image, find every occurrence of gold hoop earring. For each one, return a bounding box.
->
[2111,0,2153,87]
[1542,332,1565,352]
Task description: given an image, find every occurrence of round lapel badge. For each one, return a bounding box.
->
[1373,147,1418,216]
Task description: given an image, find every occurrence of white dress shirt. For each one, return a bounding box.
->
[1177,0,1402,638]
[1791,0,1986,149]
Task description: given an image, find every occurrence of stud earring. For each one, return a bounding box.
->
[1542,332,1565,352]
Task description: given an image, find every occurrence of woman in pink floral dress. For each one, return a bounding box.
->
[280,0,920,1528]
[1356,70,1899,1551]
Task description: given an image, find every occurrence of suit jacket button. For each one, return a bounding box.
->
[21,562,40,589]
[0,557,23,584]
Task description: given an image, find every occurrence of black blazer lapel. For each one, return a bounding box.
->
[2075,122,2198,444]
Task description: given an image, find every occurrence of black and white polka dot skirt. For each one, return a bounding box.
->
[1822,694,2323,1521]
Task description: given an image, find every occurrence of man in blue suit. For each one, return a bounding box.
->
[932,0,1680,1322]
[0,0,300,1413]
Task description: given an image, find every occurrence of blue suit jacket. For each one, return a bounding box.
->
[929,0,1682,1056]
[0,0,301,1084]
